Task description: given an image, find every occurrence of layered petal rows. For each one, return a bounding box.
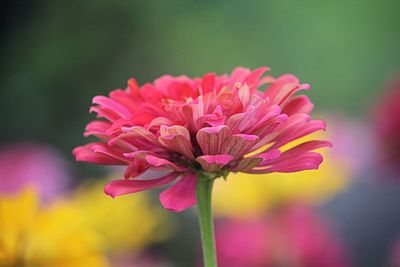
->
[73,67,330,212]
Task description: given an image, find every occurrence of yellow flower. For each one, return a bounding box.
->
[0,179,171,267]
[69,177,171,253]
[213,132,351,218]
[0,189,108,267]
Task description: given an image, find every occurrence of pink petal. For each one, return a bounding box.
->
[92,95,132,119]
[282,95,314,116]
[266,152,324,172]
[147,117,174,130]
[201,73,216,94]
[226,106,257,133]
[271,120,327,149]
[89,106,120,121]
[196,105,226,127]
[84,120,111,139]
[264,74,310,105]
[124,158,149,178]
[159,172,198,212]
[196,154,234,172]
[233,149,281,171]
[158,126,194,159]
[229,67,251,87]
[104,172,179,198]
[73,143,129,165]
[118,126,159,144]
[243,66,270,87]
[144,154,188,172]
[196,125,230,155]
[221,134,260,159]
[278,140,332,161]
[232,158,263,171]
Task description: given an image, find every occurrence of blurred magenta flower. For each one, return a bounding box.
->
[372,77,400,172]
[390,235,400,267]
[216,204,350,267]
[73,67,330,212]
[0,143,69,201]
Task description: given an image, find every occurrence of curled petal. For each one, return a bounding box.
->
[221,134,260,158]
[196,154,234,172]
[148,117,174,130]
[73,143,129,165]
[160,125,191,142]
[196,105,226,127]
[243,66,270,87]
[264,74,310,105]
[144,154,188,172]
[159,172,198,212]
[84,120,111,139]
[119,126,159,144]
[92,95,132,119]
[124,158,149,178]
[159,125,194,159]
[104,172,179,198]
[89,106,120,121]
[282,95,314,116]
[196,125,230,155]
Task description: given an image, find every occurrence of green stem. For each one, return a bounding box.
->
[196,175,217,267]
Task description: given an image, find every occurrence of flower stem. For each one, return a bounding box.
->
[196,176,217,267]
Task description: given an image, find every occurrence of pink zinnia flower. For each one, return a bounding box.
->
[215,205,350,267]
[73,67,330,212]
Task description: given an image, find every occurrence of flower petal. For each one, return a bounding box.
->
[234,149,281,172]
[104,172,179,198]
[221,134,260,159]
[196,154,234,172]
[92,95,132,119]
[282,95,314,116]
[196,125,230,155]
[159,172,198,212]
[73,143,129,165]
[144,154,188,172]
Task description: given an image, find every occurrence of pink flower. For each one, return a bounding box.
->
[390,235,400,267]
[0,143,69,201]
[372,77,400,172]
[73,67,330,212]
[215,205,350,267]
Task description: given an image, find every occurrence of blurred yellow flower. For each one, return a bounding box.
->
[0,178,171,267]
[69,178,171,253]
[213,132,351,218]
[0,189,108,267]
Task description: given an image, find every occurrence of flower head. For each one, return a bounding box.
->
[73,67,330,212]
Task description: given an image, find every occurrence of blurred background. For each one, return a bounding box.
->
[1,1,400,266]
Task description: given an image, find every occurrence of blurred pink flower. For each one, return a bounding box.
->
[216,205,350,267]
[74,67,330,212]
[373,77,400,172]
[327,115,375,173]
[390,235,400,267]
[0,143,69,201]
